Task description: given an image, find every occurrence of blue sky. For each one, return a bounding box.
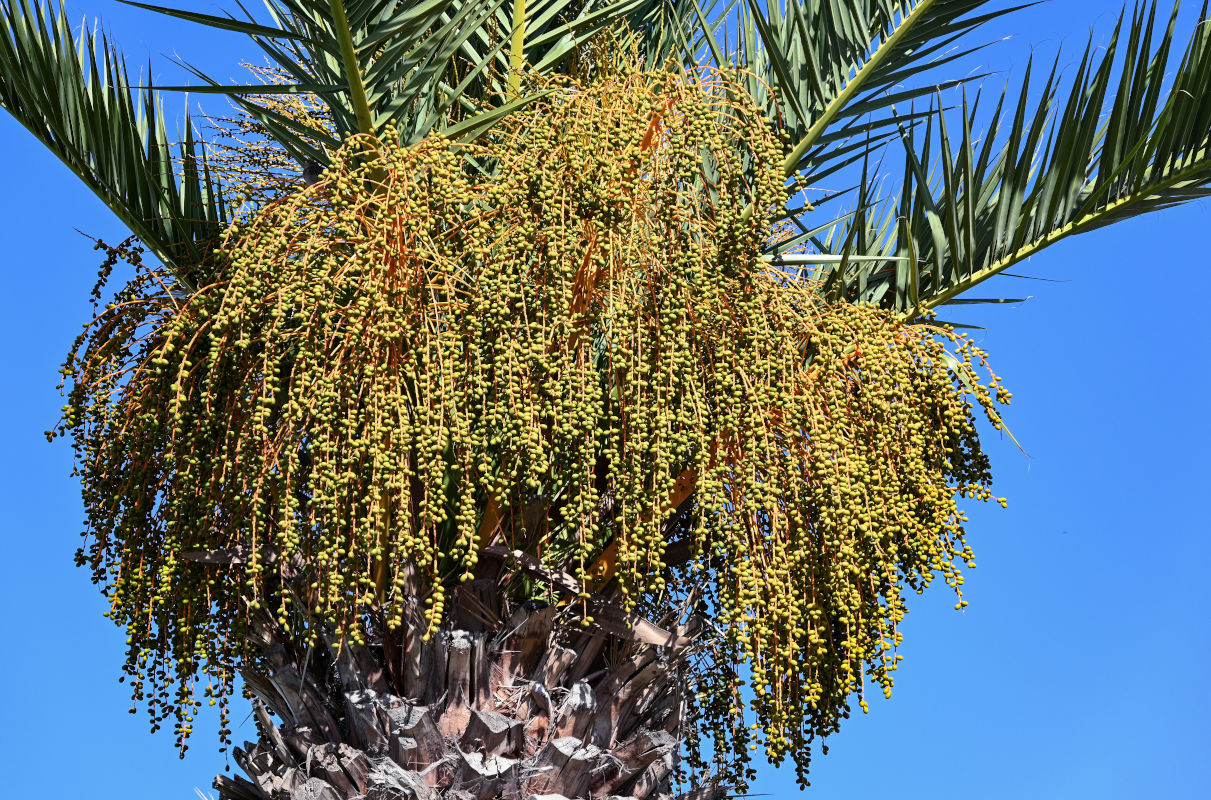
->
[1,2,1208,798]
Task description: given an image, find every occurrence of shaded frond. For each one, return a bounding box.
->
[126,0,699,163]
[695,0,1026,185]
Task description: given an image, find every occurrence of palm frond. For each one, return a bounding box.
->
[129,0,697,163]
[810,1,1211,313]
[695,0,1030,185]
[0,0,228,285]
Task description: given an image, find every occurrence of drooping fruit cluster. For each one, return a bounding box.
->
[58,65,1007,780]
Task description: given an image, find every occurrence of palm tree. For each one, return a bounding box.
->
[3,1,1209,799]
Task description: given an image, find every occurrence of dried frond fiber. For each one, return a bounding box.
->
[58,66,1008,780]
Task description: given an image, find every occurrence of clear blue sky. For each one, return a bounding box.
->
[1,2,1208,798]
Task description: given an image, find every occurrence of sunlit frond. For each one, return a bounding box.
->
[0,0,228,284]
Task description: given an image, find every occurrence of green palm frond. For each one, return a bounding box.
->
[129,0,693,164]
[695,0,1029,185]
[913,1,1211,311]
[0,0,227,285]
[803,0,1211,313]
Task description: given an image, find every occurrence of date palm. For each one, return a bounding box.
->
[2,2,1209,799]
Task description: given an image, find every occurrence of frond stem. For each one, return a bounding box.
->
[508,0,527,101]
[328,0,375,135]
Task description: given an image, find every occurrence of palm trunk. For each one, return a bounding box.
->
[214,565,717,800]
